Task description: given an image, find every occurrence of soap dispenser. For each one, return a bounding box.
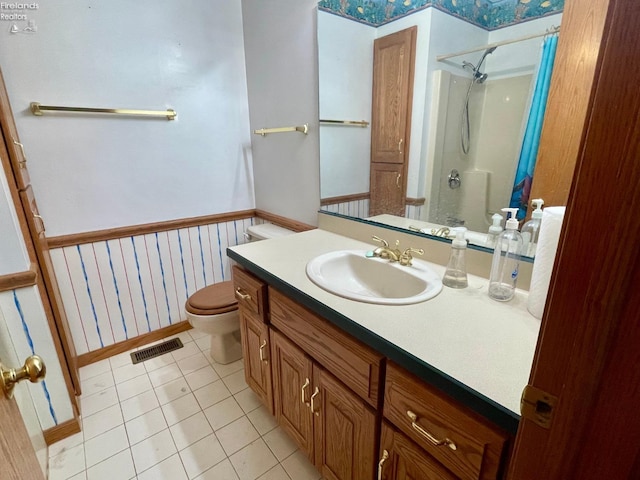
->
[485,213,503,248]
[521,198,544,257]
[488,208,523,301]
[443,227,468,288]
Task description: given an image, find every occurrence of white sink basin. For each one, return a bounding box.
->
[306,250,443,305]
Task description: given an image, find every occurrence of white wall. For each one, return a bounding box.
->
[242,0,321,226]
[0,0,254,236]
[318,12,374,199]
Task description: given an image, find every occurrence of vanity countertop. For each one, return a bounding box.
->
[227,229,540,433]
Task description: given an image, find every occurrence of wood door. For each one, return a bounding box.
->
[313,367,376,480]
[370,27,416,165]
[0,69,30,191]
[270,329,314,457]
[370,162,405,217]
[239,311,273,414]
[379,422,457,480]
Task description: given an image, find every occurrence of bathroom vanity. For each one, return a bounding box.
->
[228,229,539,480]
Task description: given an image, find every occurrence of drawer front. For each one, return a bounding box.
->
[269,287,383,407]
[232,266,267,320]
[384,363,507,480]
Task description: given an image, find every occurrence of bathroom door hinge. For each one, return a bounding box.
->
[520,385,558,429]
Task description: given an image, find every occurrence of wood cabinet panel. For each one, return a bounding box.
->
[384,363,507,480]
[239,311,273,414]
[369,162,406,217]
[232,265,267,320]
[313,367,377,480]
[269,287,384,407]
[379,421,457,480]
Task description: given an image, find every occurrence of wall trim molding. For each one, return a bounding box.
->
[47,210,257,249]
[405,197,426,206]
[77,321,193,367]
[43,417,81,446]
[320,193,370,206]
[255,210,316,232]
[0,263,38,292]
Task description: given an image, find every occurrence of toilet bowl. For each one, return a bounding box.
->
[184,223,293,364]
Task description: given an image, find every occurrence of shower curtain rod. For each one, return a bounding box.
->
[436,26,560,62]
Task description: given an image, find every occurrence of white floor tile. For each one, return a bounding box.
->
[67,471,87,480]
[171,342,200,361]
[210,358,244,378]
[80,386,119,418]
[179,434,227,479]
[112,362,147,384]
[195,458,239,480]
[162,393,201,426]
[48,431,84,458]
[203,396,244,431]
[168,331,195,346]
[257,464,292,480]
[246,406,278,435]
[84,425,129,468]
[137,453,188,480]
[80,359,112,382]
[188,329,209,341]
[177,352,210,376]
[194,336,210,352]
[263,427,298,462]
[280,450,321,480]
[83,403,124,440]
[121,389,160,421]
[142,353,175,373]
[81,371,115,397]
[117,374,153,402]
[229,438,278,480]
[48,443,85,480]
[126,407,168,445]
[169,411,213,451]
[216,416,260,456]
[109,350,135,370]
[193,379,231,410]
[85,448,135,480]
[149,363,183,388]
[130,429,177,474]
[155,377,191,405]
[222,369,248,395]
[234,387,261,414]
[185,365,219,391]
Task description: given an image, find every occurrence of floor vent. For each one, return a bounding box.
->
[131,338,183,364]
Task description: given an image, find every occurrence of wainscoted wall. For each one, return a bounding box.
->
[321,200,422,221]
[0,286,74,431]
[49,217,261,356]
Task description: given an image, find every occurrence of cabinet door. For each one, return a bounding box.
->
[379,421,457,480]
[313,368,376,480]
[370,162,405,217]
[239,311,273,414]
[271,329,314,457]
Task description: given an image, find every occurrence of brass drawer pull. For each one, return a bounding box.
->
[378,449,389,480]
[310,386,320,416]
[12,139,27,167]
[234,287,251,301]
[301,378,310,407]
[406,410,457,451]
[259,340,268,363]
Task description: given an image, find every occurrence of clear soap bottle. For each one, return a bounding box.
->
[521,198,544,257]
[485,213,503,249]
[488,208,523,301]
[442,227,468,289]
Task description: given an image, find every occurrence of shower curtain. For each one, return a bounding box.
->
[510,34,558,219]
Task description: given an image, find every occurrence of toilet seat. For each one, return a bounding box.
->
[185,281,238,316]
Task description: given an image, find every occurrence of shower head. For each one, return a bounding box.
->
[476,46,497,72]
[462,46,497,83]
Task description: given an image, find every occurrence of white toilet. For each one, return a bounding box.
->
[184,223,293,364]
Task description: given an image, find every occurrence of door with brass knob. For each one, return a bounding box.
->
[1,355,46,399]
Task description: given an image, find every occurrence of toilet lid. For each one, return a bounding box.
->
[185,281,238,315]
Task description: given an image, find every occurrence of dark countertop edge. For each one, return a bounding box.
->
[228,248,520,435]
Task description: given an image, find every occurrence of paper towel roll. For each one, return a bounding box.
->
[527,206,566,319]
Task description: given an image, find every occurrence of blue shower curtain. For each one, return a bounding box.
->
[510,34,558,219]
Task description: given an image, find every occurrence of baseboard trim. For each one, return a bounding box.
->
[43,417,81,446]
[77,321,193,367]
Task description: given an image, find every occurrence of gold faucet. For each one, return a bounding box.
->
[371,236,424,266]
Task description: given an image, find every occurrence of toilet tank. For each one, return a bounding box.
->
[245,223,294,242]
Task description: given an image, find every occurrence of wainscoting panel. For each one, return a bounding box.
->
[49,217,259,356]
[321,199,370,219]
[405,204,423,220]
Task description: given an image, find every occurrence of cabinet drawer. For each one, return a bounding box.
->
[384,363,508,480]
[232,266,267,320]
[269,287,383,407]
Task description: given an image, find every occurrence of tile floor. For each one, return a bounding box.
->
[48,329,323,480]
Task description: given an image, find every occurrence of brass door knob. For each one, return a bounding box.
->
[1,355,46,399]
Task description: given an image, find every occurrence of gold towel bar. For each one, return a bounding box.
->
[253,124,308,136]
[30,102,177,120]
[319,119,369,127]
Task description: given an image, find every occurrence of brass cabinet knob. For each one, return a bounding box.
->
[1,355,46,399]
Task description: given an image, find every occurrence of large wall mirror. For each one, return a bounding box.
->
[317,1,564,258]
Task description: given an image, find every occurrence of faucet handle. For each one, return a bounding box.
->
[399,247,425,266]
[372,235,389,247]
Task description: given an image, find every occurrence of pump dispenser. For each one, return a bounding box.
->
[488,208,523,301]
[443,227,468,288]
[486,213,503,248]
[521,198,544,257]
